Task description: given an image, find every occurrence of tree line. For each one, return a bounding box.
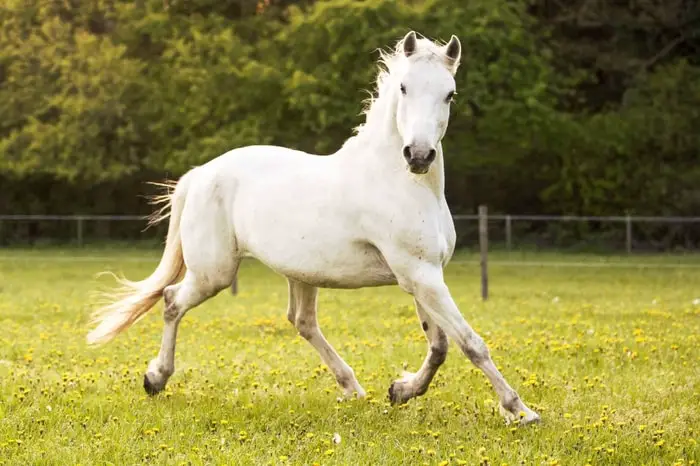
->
[1,0,698,247]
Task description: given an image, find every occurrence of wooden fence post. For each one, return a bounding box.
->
[505,214,512,251]
[77,217,84,247]
[479,205,488,301]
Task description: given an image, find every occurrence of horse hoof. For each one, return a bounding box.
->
[388,381,407,405]
[143,374,163,396]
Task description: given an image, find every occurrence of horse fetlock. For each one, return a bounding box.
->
[341,381,366,399]
[334,369,365,398]
[335,371,354,390]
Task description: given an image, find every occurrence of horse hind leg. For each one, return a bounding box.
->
[143,282,181,395]
[144,173,241,394]
[287,278,366,398]
[143,270,226,394]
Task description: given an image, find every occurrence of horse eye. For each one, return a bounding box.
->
[400,84,406,95]
[446,91,455,102]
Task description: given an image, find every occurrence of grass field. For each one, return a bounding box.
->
[0,248,698,465]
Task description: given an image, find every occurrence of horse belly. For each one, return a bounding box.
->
[291,243,396,288]
[244,228,396,288]
[235,209,397,288]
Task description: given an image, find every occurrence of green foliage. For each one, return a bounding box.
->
[0,0,698,221]
[145,20,285,171]
[0,0,148,181]
[541,60,700,215]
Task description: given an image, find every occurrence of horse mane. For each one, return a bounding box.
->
[352,34,458,138]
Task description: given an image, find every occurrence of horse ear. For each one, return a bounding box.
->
[444,35,461,74]
[445,35,461,63]
[402,31,417,57]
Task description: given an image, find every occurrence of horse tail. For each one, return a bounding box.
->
[86,171,193,345]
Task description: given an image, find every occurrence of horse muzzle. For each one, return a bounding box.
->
[403,145,436,175]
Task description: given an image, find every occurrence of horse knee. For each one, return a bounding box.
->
[335,367,356,389]
[461,335,490,366]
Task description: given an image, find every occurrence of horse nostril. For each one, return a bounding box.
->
[402,146,412,161]
[426,149,436,162]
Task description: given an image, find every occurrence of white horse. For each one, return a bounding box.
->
[87,31,540,425]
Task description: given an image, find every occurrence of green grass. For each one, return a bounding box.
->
[0,248,698,465]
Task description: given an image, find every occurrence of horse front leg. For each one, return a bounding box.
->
[388,299,448,404]
[390,258,540,425]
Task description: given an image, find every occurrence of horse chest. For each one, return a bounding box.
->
[407,218,453,264]
[374,200,454,266]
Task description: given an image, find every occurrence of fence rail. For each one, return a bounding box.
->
[451,214,700,254]
[452,214,700,222]
[0,215,147,248]
[2,213,700,251]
